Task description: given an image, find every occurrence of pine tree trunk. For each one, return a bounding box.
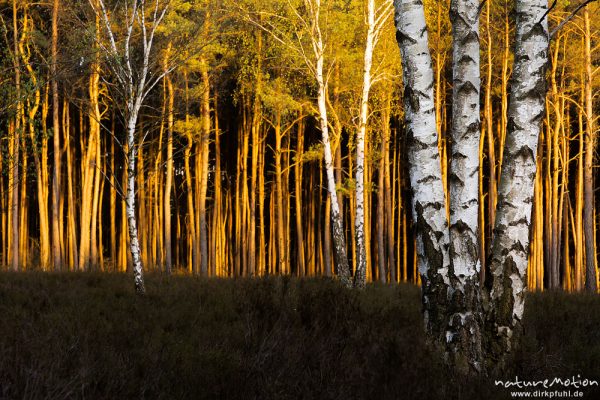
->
[275,114,287,275]
[483,0,494,284]
[199,65,211,276]
[51,0,61,271]
[164,69,174,275]
[65,100,78,271]
[79,12,100,271]
[183,73,197,274]
[383,97,396,283]
[10,0,20,271]
[583,7,597,293]
[295,120,306,277]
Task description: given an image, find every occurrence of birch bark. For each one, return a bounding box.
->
[355,0,391,288]
[394,0,450,343]
[447,0,484,372]
[91,0,169,293]
[310,0,351,286]
[354,0,377,289]
[487,0,548,369]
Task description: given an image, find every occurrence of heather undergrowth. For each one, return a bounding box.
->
[0,272,598,400]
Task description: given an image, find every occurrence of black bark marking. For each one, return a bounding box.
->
[396,30,417,45]
[521,22,548,44]
[514,145,535,163]
[417,175,441,185]
[460,30,480,46]
[457,80,479,97]
[508,217,528,227]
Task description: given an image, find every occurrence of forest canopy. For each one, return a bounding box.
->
[0,0,598,295]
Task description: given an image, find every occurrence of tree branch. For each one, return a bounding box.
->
[550,0,598,38]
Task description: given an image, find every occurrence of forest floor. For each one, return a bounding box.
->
[0,273,599,400]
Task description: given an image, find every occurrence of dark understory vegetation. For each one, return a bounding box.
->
[0,273,599,400]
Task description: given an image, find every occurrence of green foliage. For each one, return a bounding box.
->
[300,142,324,162]
[173,116,203,138]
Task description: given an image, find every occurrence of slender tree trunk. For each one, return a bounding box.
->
[535,142,544,291]
[575,94,585,291]
[163,43,175,275]
[354,0,379,288]
[199,62,211,276]
[307,0,351,285]
[19,147,28,267]
[212,93,223,276]
[377,135,386,283]
[275,111,287,275]
[126,104,145,294]
[583,7,597,293]
[548,38,563,289]
[258,125,267,275]
[90,101,102,270]
[164,49,174,275]
[10,0,20,271]
[497,0,511,183]
[109,113,116,270]
[1,136,5,267]
[483,0,494,283]
[98,147,105,270]
[183,72,197,274]
[433,0,449,211]
[21,18,49,270]
[65,99,78,271]
[383,97,396,283]
[39,86,51,271]
[79,9,100,271]
[295,119,306,277]
[51,0,61,271]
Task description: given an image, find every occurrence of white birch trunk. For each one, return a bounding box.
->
[310,0,352,287]
[92,0,168,293]
[126,104,146,295]
[394,0,450,342]
[354,0,376,289]
[487,0,548,369]
[317,60,351,288]
[447,0,484,373]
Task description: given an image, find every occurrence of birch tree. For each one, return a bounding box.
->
[309,0,352,287]
[354,0,392,289]
[240,0,352,286]
[393,0,451,347]
[446,0,484,372]
[486,0,548,370]
[395,0,549,373]
[89,0,170,294]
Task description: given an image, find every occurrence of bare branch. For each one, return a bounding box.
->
[551,0,598,38]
